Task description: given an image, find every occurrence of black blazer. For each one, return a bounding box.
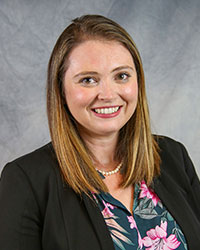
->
[0,136,200,250]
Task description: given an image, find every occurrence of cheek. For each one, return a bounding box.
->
[123,83,138,101]
[65,87,90,108]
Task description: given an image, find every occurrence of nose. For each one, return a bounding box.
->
[97,80,116,101]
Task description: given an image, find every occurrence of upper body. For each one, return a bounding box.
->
[0,136,200,250]
[1,14,200,250]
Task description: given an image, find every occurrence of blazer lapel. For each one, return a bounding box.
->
[57,172,115,250]
[54,164,113,250]
[82,193,115,250]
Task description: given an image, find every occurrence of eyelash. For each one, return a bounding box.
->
[115,72,131,82]
[78,72,131,85]
[79,77,98,85]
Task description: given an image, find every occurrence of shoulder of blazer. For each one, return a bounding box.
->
[1,143,63,215]
[154,135,200,199]
[8,142,58,173]
[155,135,200,219]
[155,135,199,186]
[3,141,61,184]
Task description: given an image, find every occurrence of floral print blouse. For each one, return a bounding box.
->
[92,181,187,250]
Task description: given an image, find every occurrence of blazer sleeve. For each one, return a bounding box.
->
[0,162,42,250]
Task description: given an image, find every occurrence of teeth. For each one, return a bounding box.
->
[94,107,120,114]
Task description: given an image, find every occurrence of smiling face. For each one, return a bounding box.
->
[63,40,138,138]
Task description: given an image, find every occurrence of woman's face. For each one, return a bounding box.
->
[63,40,138,138]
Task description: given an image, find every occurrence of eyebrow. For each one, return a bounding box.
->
[73,65,135,79]
[73,71,98,79]
[111,65,134,73]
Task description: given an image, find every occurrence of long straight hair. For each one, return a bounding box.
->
[47,15,160,195]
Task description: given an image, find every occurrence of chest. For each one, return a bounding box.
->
[103,174,134,214]
[93,182,188,250]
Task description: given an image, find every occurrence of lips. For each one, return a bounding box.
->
[91,106,122,118]
[93,106,120,114]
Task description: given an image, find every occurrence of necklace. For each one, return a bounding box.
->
[96,162,122,176]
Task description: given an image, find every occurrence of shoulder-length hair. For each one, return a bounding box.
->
[47,14,160,195]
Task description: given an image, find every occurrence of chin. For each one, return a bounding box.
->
[94,127,121,136]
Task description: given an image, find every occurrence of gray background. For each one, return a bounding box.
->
[0,0,199,176]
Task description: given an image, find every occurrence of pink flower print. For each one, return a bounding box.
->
[107,203,115,210]
[102,201,115,218]
[142,221,181,250]
[127,216,143,249]
[139,180,160,206]
[127,215,136,229]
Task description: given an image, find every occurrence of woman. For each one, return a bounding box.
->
[0,15,199,250]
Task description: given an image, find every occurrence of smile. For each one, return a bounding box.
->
[93,106,120,114]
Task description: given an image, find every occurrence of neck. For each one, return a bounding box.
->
[79,129,119,170]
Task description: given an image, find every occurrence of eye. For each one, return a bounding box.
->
[79,77,97,86]
[115,72,131,82]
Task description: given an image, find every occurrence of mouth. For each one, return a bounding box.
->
[92,106,120,114]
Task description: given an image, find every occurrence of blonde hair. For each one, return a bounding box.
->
[47,15,160,195]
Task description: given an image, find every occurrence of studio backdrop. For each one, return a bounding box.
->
[0,0,199,176]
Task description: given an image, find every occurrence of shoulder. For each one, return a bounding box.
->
[155,135,189,167]
[2,142,58,178]
[12,142,57,168]
[154,135,199,189]
[0,143,63,217]
[1,143,60,201]
[154,135,192,180]
[156,135,185,153]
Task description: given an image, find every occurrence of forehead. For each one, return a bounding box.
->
[66,39,135,73]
